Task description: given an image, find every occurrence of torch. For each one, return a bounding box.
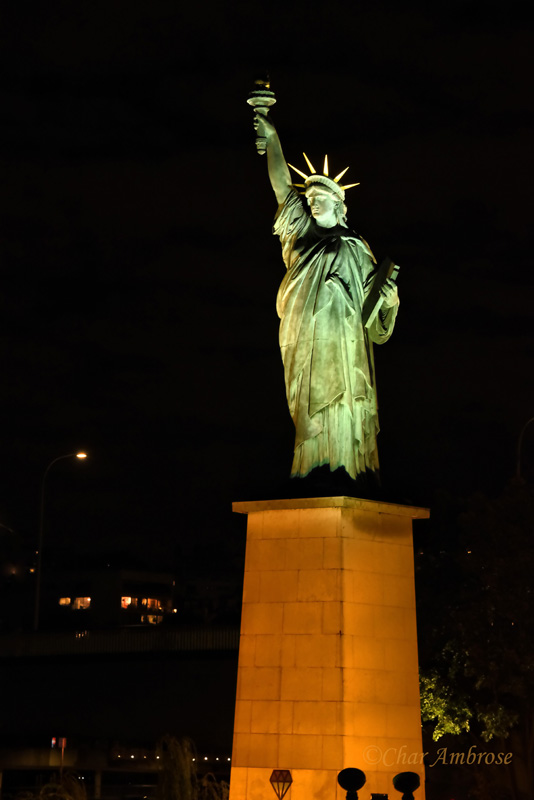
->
[247,76,277,155]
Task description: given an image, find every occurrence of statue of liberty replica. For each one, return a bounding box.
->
[249,80,399,493]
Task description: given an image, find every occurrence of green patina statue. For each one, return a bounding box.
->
[251,91,399,485]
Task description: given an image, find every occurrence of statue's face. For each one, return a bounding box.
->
[306,188,338,227]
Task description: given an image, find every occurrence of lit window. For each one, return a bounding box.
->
[121,596,133,609]
[139,598,162,610]
[140,614,163,625]
[59,597,71,607]
[73,597,91,610]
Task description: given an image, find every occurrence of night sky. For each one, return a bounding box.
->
[0,1,533,570]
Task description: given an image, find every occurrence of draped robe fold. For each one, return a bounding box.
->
[274,189,398,480]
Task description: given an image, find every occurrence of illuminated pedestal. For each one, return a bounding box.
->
[229,497,429,800]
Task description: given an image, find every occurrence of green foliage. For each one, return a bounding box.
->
[59,773,86,800]
[156,736,228,800]
[418,484,534,797]
[16,773,87,800]
[38,785,71,800]
[476,705,518,743]
[420,670,472,740]
[419,484,534,743]
[156,736,197,800]
[198,774,229,800]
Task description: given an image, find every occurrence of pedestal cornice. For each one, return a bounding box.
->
[232,496,429,519]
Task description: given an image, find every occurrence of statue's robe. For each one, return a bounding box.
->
[274,189,398,480]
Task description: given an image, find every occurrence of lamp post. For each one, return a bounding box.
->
[516,416,534,483]
[33,452,87,631]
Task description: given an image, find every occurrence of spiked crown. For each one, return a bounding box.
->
[288,153,360,202]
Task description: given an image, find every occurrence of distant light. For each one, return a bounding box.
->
[227,757,231,761]
[76,453,88,459]
[173,609,177,613]
[29,567,35,573]
[118,755,121,759]
[156,756,160,760]
[131,755,134,759]
[192,758,196,762]
[215,757,219,761]
[204,756,208,761]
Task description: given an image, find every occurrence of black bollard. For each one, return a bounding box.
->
[337,768,366,800]
[392,772,420,799]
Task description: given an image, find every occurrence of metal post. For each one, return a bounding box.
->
[33,453,87,631]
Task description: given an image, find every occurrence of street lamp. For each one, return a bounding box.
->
[33,452,88,631]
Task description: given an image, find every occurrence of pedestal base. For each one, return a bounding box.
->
[229,497,429,800]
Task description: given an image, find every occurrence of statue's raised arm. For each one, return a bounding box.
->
[253,112,292,205]
[247,80,399,493]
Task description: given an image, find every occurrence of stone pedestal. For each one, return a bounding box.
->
[229,497,429,800]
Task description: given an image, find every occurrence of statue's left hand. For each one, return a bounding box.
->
[253,111,276,139]
[380,278,399,307]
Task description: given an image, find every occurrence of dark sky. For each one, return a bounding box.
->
[0,0,533,567]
